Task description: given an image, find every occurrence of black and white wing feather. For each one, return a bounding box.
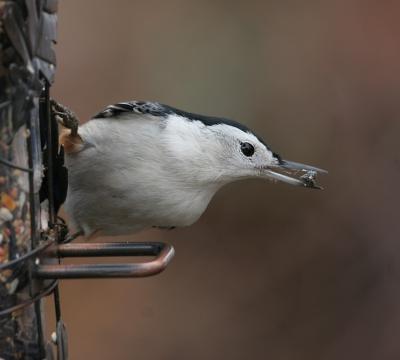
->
[92,101,168,119]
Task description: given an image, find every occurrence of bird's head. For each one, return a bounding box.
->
[163,110,326,189]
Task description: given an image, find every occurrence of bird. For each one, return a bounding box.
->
[53,100,326,239]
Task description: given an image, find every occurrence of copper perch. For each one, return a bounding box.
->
[34,242,175,279]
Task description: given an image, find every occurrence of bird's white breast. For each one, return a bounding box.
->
[64,115,221,236]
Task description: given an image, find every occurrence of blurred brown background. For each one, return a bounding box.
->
[45,1,400,359]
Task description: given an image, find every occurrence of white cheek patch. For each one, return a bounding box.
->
[208,123,274,163]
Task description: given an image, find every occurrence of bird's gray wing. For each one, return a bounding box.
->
[92,101,169,119]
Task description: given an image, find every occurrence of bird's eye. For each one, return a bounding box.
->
[240,142,255,157]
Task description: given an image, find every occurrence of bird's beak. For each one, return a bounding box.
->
[262,159,327,189]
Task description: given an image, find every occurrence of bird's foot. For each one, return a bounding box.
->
[51,99,79,136]
[62,230,84,244]
[51,99,84,153]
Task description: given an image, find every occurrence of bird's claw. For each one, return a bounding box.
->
[50,99,80,136]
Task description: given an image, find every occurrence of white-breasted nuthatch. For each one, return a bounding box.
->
[54,101,326,238]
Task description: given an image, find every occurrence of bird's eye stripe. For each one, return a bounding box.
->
[240,142,255,157]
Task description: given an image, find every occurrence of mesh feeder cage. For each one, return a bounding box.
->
[0,1,175,359]
[0,1,60,358]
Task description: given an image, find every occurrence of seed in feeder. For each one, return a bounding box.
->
[1,193,16,211]
[9,187,18,199]
[0,207,13,223]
